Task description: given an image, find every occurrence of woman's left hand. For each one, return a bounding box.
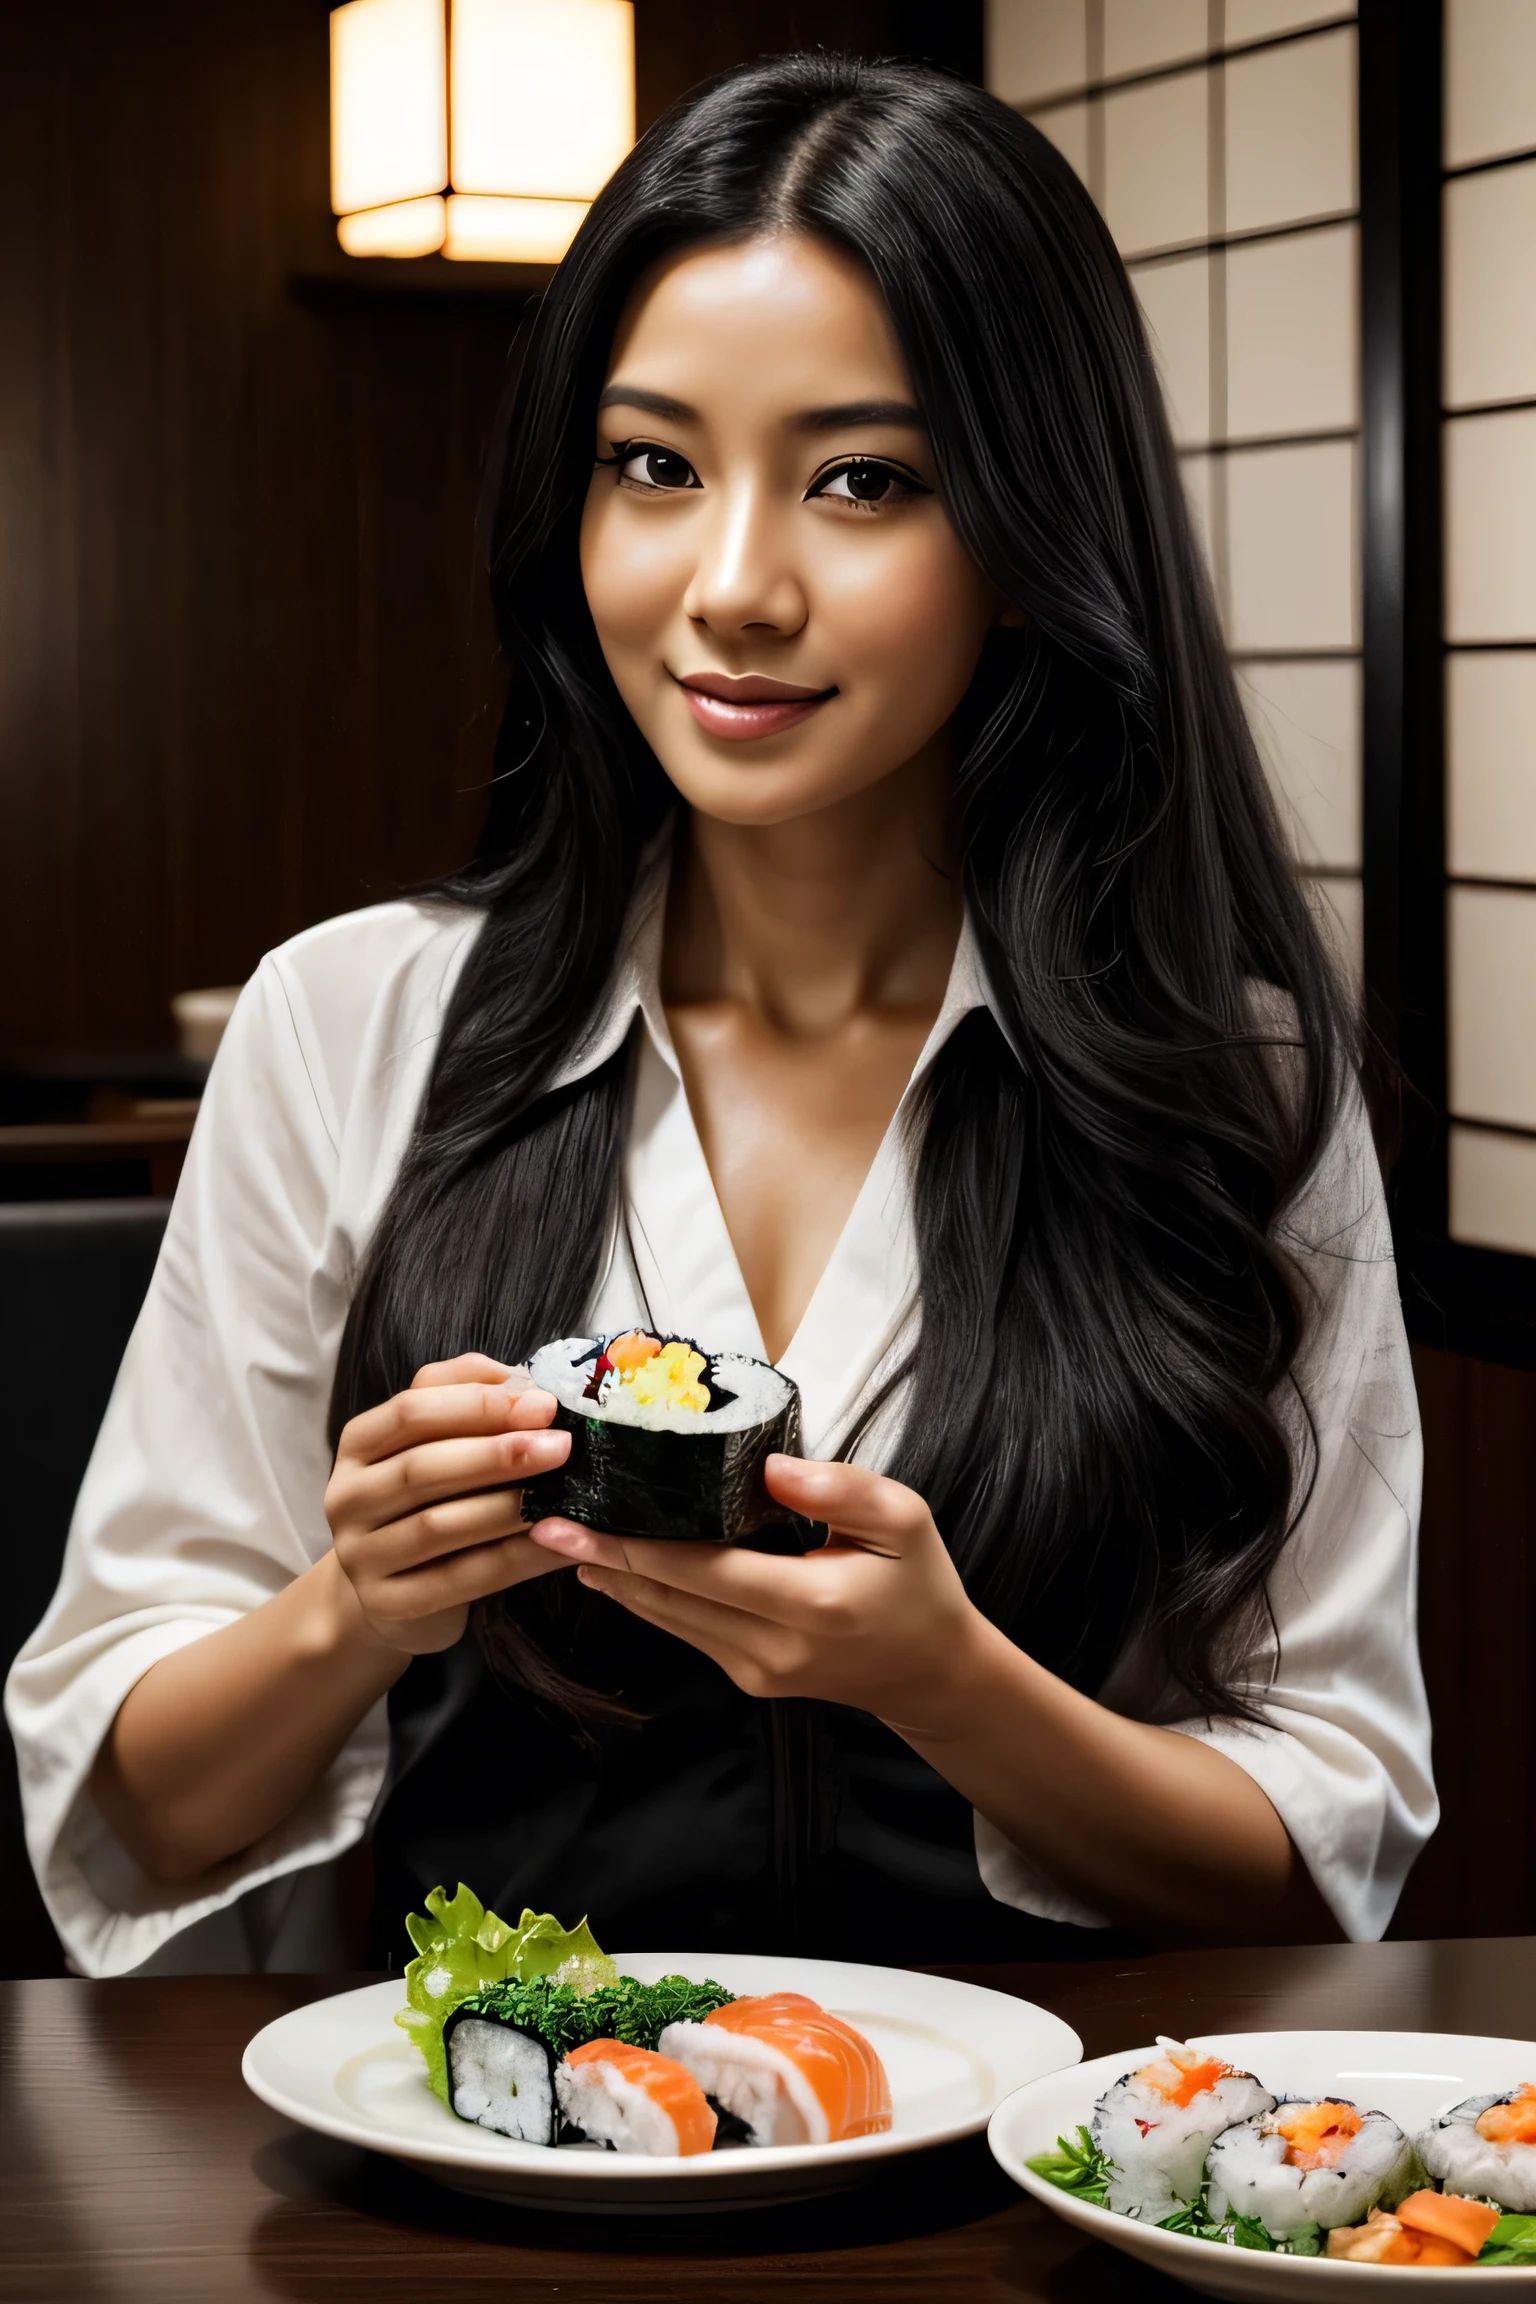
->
[526,1455,989,1737]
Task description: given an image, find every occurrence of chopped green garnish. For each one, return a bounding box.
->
[456,1972,736,2060]
[1026,2127,1115,2206]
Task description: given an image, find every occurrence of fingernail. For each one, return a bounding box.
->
[577,1565,601,1588]
[523,1432,568,1464]
[534,1522,582,1549]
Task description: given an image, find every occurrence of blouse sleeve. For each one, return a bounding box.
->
[3,954,388,1978]
[974,1081,1438,1940]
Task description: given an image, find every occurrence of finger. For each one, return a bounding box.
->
[576,1565,808,1699]
[575,1563,765,1651]
[339,1425,569,1526]
[529,1515,869,1630]
[341,1484,528,1575]
[410,1353,520,1390]
[363,1532,569,1624]
[763,1455,927,1554]
[341,1381,559,1467]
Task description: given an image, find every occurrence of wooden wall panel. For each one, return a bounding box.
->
[1389,1342,1536,1938]
[0,1,510,1056]
[0,0,976,1061]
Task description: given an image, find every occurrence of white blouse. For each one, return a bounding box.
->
[6,848,1437,1976]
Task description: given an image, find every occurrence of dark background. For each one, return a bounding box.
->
[0,0,1530,1958]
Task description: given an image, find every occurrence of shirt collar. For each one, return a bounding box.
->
[548,824,997,1099]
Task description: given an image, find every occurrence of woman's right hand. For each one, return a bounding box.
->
[325,1354,573,1657]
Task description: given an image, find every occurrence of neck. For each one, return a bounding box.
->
[661,739,962,1037]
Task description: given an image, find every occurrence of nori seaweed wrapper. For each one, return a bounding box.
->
[520,1334,823,1550]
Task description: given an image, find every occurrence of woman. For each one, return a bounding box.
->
[8,54,1433,1978]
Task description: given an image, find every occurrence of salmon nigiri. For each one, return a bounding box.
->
[554,2038,718,2157]
[658,1992,892,2145]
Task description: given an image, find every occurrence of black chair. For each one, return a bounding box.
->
[0,1200,169,1976]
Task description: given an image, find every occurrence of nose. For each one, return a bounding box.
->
[681,474,807,640]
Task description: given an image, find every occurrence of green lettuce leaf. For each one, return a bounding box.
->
[1026,2126,1116,2205]
[393,1885,617,2105]
[1480,2214,1536,2264]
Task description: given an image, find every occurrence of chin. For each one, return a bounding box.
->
[653,734,903,829]
[661,763,887,828]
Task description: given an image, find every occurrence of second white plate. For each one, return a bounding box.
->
[990,2030,1536,2298]
[243,1949,1083,2210]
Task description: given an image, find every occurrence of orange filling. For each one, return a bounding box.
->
[1276,2100,1364,2170]
[1133,2048,1235,2109]
[1477,2081,1536,2145]
[1397,2189,1500,2256]
[606,1330,662,1374]
[1326,2193,1492,2267]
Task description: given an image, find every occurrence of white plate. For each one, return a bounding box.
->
[242,1950,1082,2211]
[990,2029,1536,2298]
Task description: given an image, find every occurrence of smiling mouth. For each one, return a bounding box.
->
[673,670,837,742]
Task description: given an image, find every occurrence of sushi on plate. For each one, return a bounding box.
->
[443,1997,560,2144]
[520,1330,818,1548]
[659,1991,893,2146]
[1090,2040,1274,2220]
[555,2040,718,2157]
[1418,2081,1536,2213]
[1204,2097,1415,2241]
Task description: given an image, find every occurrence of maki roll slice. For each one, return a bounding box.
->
[442,2001,558,2144]
[521,1331,818,1549]
[1205,2097,1414,2241]
[1419,2081,1536,2212]
[1090,2041,1274,2220]
[555,2040,718,2157]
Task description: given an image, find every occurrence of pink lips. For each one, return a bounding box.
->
[674,670,835,741]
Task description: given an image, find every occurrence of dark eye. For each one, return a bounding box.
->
[812,458,928,507]
[614,443,699,491]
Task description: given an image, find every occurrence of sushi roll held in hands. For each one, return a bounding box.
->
[520,1330,819,1550]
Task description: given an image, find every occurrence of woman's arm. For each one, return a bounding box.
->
[527,1455,1337,1942]
[90,1361,570,1883]
[886,1617,1341,1942]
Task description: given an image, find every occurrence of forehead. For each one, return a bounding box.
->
[602,231,912,410]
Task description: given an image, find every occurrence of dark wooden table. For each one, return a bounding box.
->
[7,1938,1536,2301]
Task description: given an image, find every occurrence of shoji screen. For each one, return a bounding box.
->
[1443,0,1536,1258]
[985,2,1363,980]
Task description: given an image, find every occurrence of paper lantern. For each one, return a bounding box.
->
[330,0,635,263]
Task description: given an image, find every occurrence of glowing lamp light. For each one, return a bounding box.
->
[330,0,635,263]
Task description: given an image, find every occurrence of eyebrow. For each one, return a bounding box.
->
[596,383,926,433]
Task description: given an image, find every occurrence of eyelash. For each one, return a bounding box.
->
[595,439,931,511]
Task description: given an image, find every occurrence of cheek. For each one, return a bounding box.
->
[579,494,685,660]
[825,526,995,717]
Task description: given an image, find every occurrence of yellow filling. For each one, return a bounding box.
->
[624,1339,709,1414]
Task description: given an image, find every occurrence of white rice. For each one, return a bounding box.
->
[1093,2057,1274,2219]
[657,2017,827,2146]
[1206,2101,1412,2239]
[1419,2091,1536,2212]
[530,1335,792,1434]
[554,2055,697,2157]
[447,2018,554,2144]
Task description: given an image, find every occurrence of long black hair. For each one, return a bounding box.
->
[330,51,1348,1720]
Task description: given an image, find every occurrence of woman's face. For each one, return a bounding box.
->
[580,231,1009,828]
